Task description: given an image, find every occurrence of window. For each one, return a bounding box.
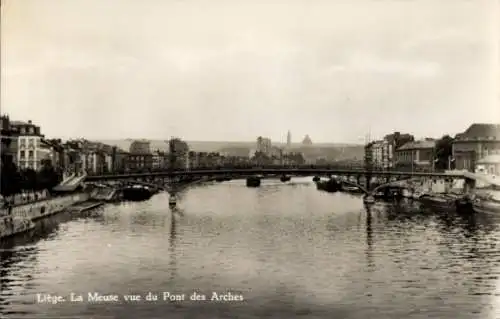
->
[20,150,25,158]
[20,138,26,147]
[20,127,26,134]
[29,127,34,134]
[28,150,34,158]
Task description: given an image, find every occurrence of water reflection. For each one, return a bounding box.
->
[0,245,39,316]
[365,207,374,272]
[169,208,179,282]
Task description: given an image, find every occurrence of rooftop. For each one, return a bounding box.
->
[10,120,37,126]
[397,139,436,150]
[477,155,500,164]
[455,123,500,141]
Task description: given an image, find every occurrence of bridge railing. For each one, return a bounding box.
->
[84,164,441,176]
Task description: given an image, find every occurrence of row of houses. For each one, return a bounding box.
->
[0,117,264,174]
[365,123,500,174]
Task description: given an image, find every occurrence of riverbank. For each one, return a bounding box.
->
[0,192,90,221]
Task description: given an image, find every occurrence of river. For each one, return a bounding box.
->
[1,177,499,318]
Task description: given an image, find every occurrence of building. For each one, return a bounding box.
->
[187,151,222,169]
[395,139,436,171]
[364,142,374,170]
[81,142,108,175]
[129,140,151,154]
[302,134,313,146]
[167,138,189,169]
[372,140,394,169]
[270,146,283,164]
[0,115,17,165]
[112,147,129,173]
[60,139,113,175]
[364,138,394,170]
[63,140,84,175]
[11,120,46,170]
[152,150,167,170]
[256,136,272,156]
[452,123,500,171]
[475,155,500,175]
[45,139,65,169]
[127,153,153,171]
[286,130,292,149]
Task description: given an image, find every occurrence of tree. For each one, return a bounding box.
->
[434,135,454,170]
[20,168,38,192]
[0,159,21,197]
[37,160,62,191]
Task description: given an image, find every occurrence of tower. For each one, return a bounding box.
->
[286,130,291,148]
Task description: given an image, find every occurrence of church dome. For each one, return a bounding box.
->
[302,135,312,145]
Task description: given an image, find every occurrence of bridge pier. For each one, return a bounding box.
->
[246,176,261,187]
[169,192,177,208]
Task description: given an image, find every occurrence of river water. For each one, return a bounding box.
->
[1,177,499,318]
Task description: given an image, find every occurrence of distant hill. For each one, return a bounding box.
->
[96,139,364,160]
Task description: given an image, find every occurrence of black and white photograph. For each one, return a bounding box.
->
[1,0,499,318]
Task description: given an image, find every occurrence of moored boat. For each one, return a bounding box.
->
[363,195,375,204]
[121,185,154,201]
[246,176,261,187]
[473,198,500,214]
[412,191,424,200]
[341,184,364,194]
[472,191,500,214]
[316,179,341,192]
[418,193,457,211]
[280,175,291,182]
[0,215,36,240]
[168,195,177,207]
[401,189,412,198]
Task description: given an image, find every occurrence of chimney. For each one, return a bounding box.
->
[28,120,32,124]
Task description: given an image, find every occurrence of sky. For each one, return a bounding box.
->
[1,0,499,144]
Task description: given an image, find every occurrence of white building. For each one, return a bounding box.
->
[11,120,50,171]
[366,139,394,169]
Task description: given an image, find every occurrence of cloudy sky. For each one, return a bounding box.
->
[1,0,499,143]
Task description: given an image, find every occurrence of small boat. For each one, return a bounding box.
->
[121,185,154,201]
[316,179,341,192]
[341,184,364,194]
[312,176,321,182]
[168,195,177,207]
[412,191,424,200]
[472,191,500,214]
[401,189,412,198]
[280,175,291,182]
[363,195,375,204]
[418,193,456,211]
[0,216,36,240]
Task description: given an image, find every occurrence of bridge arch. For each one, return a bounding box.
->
[370,177,418,195]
